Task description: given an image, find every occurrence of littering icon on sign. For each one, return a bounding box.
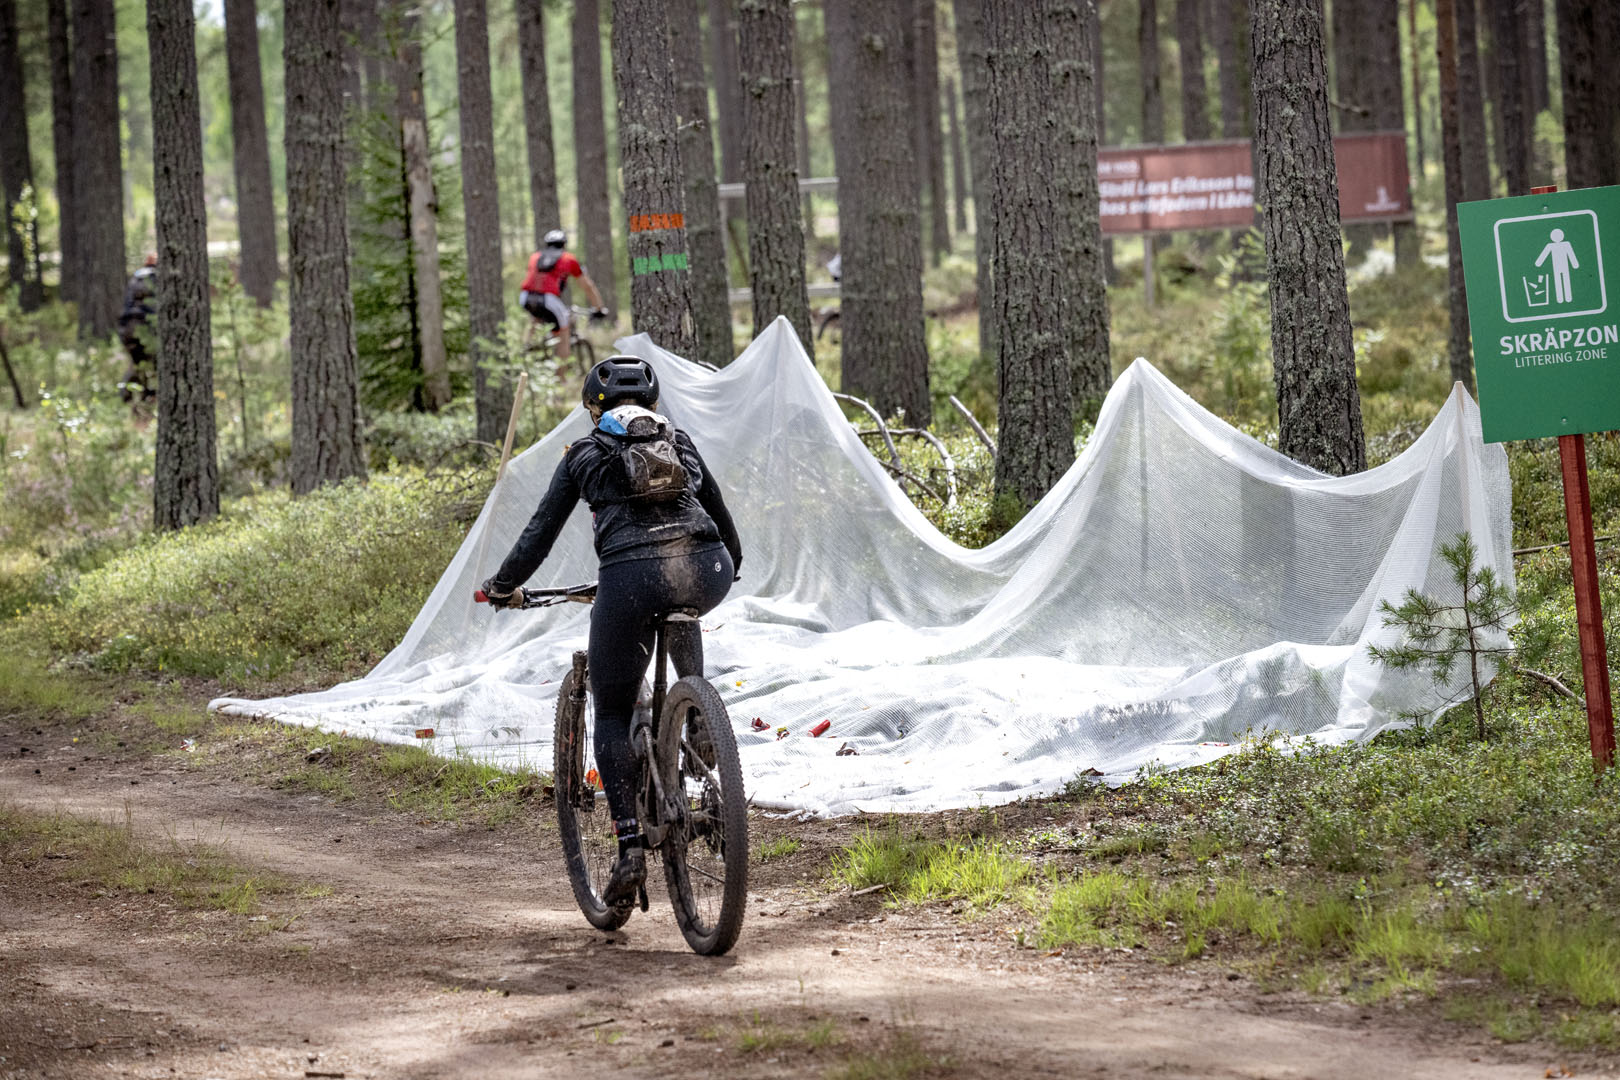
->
[1523,273,1551,307]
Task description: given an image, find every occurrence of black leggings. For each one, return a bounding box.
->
[589,547,733,822]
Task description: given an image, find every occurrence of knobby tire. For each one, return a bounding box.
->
[553,666,630,931]
[658,676,749,955]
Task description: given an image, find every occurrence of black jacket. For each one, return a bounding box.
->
[491,425,742,590]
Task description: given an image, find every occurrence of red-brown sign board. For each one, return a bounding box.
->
[1098,131,1413,236]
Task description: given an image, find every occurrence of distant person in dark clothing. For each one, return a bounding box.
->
[118,253,158,407]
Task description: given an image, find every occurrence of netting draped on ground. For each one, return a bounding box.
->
[212,318,1513,815]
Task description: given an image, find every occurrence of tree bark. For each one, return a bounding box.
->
[793,22,815,239]
[709,0,746,231]
[1365,0,1419,265]
[1436,0,1475,391]
[224,0,279,306]
[573,0,618,312]
[1556,0,1617,189]
[670,0,733,367]
[1051,0,1110,416]
[1523,0,1547,116]
[286,0,366,493]
[1489,0,1529,195]
[454,0,509,442]
[1176,0,1209,141]
[516,0,561,245]
[952,0,996,365]
[398,12,450,410]
[0,0,43,311]
[1090,0,1115,282]
[915,0,951,264]
[148,0,219,529]
[1330,0,1377,255]
[825,0,930,426]
[1140,0,1165,143]
[1252,0,1365,476]
[738,0,811,351]
[70,0,125,338]
[46,0,76,303]
[1454,0,1491,201]
[945,75,969,234]
[1410,0,1425,175]
[613,0,698,358]
[985,0,1074,511]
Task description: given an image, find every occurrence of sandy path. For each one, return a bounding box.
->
[0,745,1583,1080]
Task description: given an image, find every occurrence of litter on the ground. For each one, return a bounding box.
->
[836,742,859,756]
[414,728,435,739]
[810,720,831,737]
[750,718,769,732]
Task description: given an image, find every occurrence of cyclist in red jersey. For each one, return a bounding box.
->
[520,228,609,356]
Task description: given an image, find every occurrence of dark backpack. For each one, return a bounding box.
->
[607,414,690,503]
[537,248,563,272]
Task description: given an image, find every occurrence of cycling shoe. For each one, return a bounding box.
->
[603,849,646,909]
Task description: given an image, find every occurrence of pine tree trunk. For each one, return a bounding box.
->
[670,0,733,367]
[793,22,815,239]
[1176,0,1209,141]
[46,0,76,303]
[1454,0,1491,200]
[945,75,969,234]
[738,0,811,351]
[915,0,951,264]
[1210,0,1248,137]
[825,0,930,425]
[148,0,219,529]
[286,0,366,493]
[985,0,1075,511]
[952,0,996,366]
[613,0,698,358]
[1331,0,1378,256]
[1252,0,1366,476]
[1524,0,1548,115]
[1490,0,1529,195]
[70,0,126,338]
[1090,0,1116,283]
[1556,0,1617,189]
[398,13,450,410]
[1410,0,1425,175]
[224,0,279,306]
[1051,0,1110,416]
[573,0,618,312]
[1140,0,1165,143]
[1436,0,1475,391]
[709,0,746,232]
[453,0,509,442]
[516,0,561,244]
[1364,0,1420,266]
[0,0,44,311]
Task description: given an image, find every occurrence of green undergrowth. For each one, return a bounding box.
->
[0,802,302,915]
[6,470,482,686]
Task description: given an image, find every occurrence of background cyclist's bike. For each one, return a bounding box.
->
[474,582,749,956]
[527,305,609,377]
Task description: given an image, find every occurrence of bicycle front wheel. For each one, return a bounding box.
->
[658,676,749,955]
[554,666,630,931]
[573,337,596,378]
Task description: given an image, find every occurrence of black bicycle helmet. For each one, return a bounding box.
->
[583,356,659,410]
[543,228,567,248]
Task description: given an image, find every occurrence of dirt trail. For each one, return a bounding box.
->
[0,743,1587,1080]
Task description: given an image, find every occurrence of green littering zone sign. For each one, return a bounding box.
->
[1458,186,1620,442]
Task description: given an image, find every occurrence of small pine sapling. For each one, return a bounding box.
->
[1367,532,1518,740]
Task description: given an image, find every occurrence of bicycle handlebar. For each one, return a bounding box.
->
[474,582,597,609]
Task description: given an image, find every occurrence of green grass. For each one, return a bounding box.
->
[758,834,803,862]
[733,1014,841,1054]
[825,1031,943,1080]
[831,826,1031,910]
[0,802,292,914]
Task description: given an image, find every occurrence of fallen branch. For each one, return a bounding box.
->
[850,882,891,897]
[831,391,901,471]
[1516,666,1581,703]
[878,459,947,505]
[949,395,996,457]
[1512,535,1615,557]
[858,427,958,506]
[0,323,27,408]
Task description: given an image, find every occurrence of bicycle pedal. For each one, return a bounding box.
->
[637,884,649,912]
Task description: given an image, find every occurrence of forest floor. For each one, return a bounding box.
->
[0,689,1604,1080]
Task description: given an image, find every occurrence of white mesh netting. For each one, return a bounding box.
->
[212,318,1513,815]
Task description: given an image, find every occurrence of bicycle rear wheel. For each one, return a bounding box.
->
[573,338,597,378]
[658,676,748,955]
[554,664,630,931]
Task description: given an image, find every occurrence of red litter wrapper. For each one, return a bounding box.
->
[809,720,831,738]
[750,718,769,732]
[414,728,436,739]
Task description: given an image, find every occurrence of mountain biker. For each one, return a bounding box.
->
[118,253,159,406]
[480,356,743,908]
[519,228,609,356]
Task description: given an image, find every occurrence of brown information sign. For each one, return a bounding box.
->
[1098,131,1413,236]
